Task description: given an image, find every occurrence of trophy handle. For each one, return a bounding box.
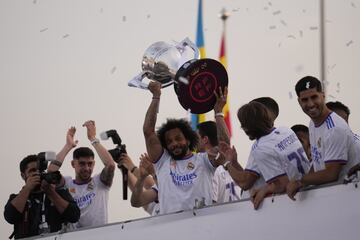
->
[176,37,200,60]
[128,72,149,89]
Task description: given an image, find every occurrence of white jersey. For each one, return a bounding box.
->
[64,174,110,228]
[309,112,360,181]
[245,127,310,189]
[154,150,215,214]
[212,166,241,203]
[144,185,160,216]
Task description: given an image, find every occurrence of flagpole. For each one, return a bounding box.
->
[219,8,232,137]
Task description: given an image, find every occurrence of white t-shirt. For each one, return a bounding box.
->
[309,112,360,181]
[245,127,310,189]
[212,166,241,203]
[64,174,110,228]
[154,150,215,214]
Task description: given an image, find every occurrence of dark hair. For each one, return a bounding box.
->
[326,101,350,116]
[291,124,309,134]
[157,118,198,151]
[250,97,279,119]
[237,102,273,139]
[197,121,218,147]
[295,76,323,97]
[73,147,95,160]
[20,155,38,173]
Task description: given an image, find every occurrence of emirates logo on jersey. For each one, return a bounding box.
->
[69,188,76,193]
[187,162,195,170]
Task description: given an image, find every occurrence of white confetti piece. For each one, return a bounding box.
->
[100,8,103,13]
[346,40,354,47]
[302,9,307,13]
[147,14,151,19]
[33,0,37,4]
[62,34,70,38]
[111,66,117,74]
[278,42,282,47]
[289,91,293,99]
[40,28,48,33]
[269,25,276,30]
[232,8,240,12]
[299,30,303,37]
[264,6,269,11]
[351,2,356,8]
[268,1,272,6]
[122,16,126,22]
[328,94,335,99]
[273,10,281,15]
[280,20,287,26]
[331,64,337,70]
[288,35,296,39]
[309,26,318,30]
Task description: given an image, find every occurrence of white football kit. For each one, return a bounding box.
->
[64,174,110,228]
[212,166,241,203]
[154,150,215,214]
[309,112,360,181]
[245,127,310,189]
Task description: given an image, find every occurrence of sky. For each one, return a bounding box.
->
[0,0,359,238]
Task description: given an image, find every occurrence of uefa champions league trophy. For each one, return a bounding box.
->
[129,37,228,114]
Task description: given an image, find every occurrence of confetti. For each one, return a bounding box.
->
[299,30,303,37]
[273,10,281,15]
[302,9,307,13]
[264,6,269,11]
[331,64,337,69]
[309,26,318,30]
[278,42,282,47]
[295,65,304,73]
[122,16,126,22]
[328,94,335,99]
[232,8,240,12]
[289,92,293,99]
[351,2,356,8]
[33,0,37,4]
[40,28,48,33]
[269,25,276,30]
[288,35,296,39]
[280,20,287,26]
[268,1,272,6]
[346,40,354,47]
[62,34,70,38]
[147,14,151,19]
[111,66,117,74]
[100,8,103,13]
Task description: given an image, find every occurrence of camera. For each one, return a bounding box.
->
[37,152,62,185]
[100,130,127,163]
[100,129,128,200]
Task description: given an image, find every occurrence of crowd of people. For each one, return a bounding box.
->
[4,76,360,239]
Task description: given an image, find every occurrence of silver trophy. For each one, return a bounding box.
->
[129,37,200,89]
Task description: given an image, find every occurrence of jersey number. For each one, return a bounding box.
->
[287,147,307,174]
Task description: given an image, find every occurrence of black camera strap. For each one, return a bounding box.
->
[119,165,128,200]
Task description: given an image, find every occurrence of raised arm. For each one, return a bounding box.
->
[143,81,163,162]
[130,156,158,208]
[83,120,115,186]
[48,127,78,173]
[219,142,258,190]
[214,86,231,145]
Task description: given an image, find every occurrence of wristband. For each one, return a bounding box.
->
[130,166,138,173]
[152,97,160,100]
[223,161,231,171]
[90,138,100,145]
[215,112,224,117]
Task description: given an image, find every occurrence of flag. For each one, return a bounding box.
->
[219,25,232,137]
[191,0,206,130]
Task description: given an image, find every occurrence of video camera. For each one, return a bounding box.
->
[37,152,62,185]
[100,129,128,200]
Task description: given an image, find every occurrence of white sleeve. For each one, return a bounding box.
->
[212,167,221,202]
[323,127,348,164]
[245,153,261,177]
[154,150,168,174]
[253,150,286,183]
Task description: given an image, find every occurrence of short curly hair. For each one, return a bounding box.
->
[157,118,199,151]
